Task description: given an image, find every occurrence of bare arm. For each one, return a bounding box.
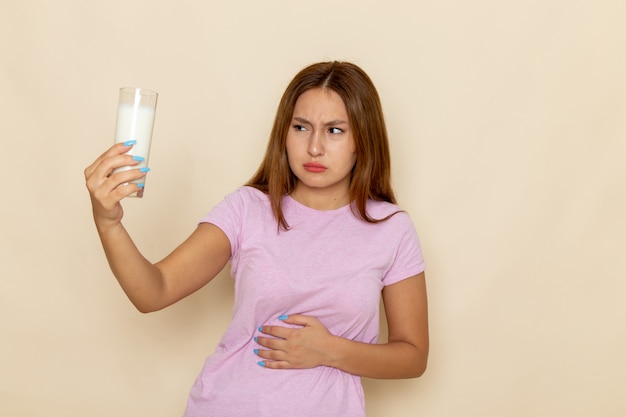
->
[85,143,231,313]
[329,272,428,378]
[256,272,429,378]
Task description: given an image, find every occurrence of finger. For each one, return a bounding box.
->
[109,166,150,185]
[89,166,147,202]
[255,335,286,350]
[254,347,286,362]
[258,360,292,370]
[85,151,141,199]
[259,325,295,340]
[278,314,316,327]
[84,141,136,179]
[95,153,143,183]
[87,156,145,198]
[113,181,146,200]
[89,170,148,213]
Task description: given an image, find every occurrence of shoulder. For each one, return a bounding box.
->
[365,199,408,221]
[362,200,419,237]
[223,185,270,206]
[201,187,273,249]
[202,186,270,223]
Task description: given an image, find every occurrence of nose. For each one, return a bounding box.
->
[307,130,324,156]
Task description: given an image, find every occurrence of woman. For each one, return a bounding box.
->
[85,61,428,417]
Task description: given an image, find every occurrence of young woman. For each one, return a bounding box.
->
[85,61,428,417]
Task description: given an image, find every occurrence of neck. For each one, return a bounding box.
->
[290,185,351,210]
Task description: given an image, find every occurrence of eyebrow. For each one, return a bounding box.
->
[293,116,349,126]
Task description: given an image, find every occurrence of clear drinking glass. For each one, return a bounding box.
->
[113,87,158,197]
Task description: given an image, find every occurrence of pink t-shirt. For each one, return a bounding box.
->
[184,186,425,417]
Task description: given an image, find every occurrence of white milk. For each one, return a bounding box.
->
[114,103,156,170]
[112,102,156,196]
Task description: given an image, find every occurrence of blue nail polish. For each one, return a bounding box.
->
[123,140,137,146]
[137,183,145,188]
[254,337,258,343]
[278,315,289,320]
[254,349,259,355]
[258,326,263,332]
[133,155,145,162]
[257,361,266,367]
[139,167,150,173]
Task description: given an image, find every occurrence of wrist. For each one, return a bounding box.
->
[324,334,348,369]
[94,217,124,236]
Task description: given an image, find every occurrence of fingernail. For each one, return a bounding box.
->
[278,315,289,320]
[254,349,259,355]
[140,167,151,173]
[137,183,145,189]
[124,140,137,146]
[133,155,145,162]
[257,361,266,367]
[258,326,263,332]
[254,337,258,343]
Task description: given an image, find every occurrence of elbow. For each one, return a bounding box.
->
[131,298,164,314]
[387,341,428,379]
[123,287,169,313]
[134,302,155,314]
[404,360,427,379]
[136,305,155,314]
[123,292,153,313]
[135,302,168,314]
[407,348,429,378]
[412,360,428,378]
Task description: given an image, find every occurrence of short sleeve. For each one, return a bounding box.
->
[199,188,246,257]
[381,212,426,286]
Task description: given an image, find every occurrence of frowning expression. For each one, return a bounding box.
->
[286,88,357,204]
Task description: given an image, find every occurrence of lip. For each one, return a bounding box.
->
[303,162,327,173]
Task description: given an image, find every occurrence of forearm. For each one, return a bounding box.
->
[325,336,427,379]
[256,281,429,377]
[96,221,166,313]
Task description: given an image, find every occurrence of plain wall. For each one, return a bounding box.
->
[1,1,624,416]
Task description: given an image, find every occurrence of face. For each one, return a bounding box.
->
[286,88,357,208]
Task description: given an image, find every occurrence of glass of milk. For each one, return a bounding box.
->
[113,87,158,197]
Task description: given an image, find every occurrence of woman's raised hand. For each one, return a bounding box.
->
[84,141,148,230]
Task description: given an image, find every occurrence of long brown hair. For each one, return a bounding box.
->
[246,61,397,229]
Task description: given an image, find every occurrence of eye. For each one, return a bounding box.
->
[328,127,343,134]
[293,124,308,132]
